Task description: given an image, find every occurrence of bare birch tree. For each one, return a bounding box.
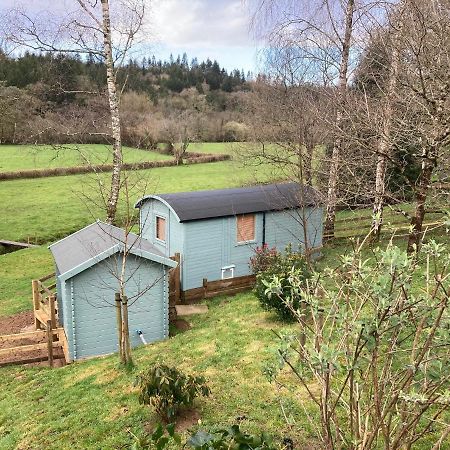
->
[250,0,377,238]
[2,0,146,223]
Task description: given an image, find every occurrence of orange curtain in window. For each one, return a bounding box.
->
[156,217,166,241]
[237,214,255,242]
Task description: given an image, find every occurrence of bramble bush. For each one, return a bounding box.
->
[250,244,311,322]
[137,364,211,422]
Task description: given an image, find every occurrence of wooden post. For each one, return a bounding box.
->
[202,278,208,299]
[168,253,181,322]
[173,253,181,303]
[115,293,123,362]
[121,295,132,365]
[32,280,41,330]
[46,320,54,368]
[49,295,57,329]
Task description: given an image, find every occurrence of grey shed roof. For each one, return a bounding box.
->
[135,182,320,222]
[49,221,173,277]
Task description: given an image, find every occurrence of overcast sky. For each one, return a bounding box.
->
[1,0,260,73]
[151,0,259,73]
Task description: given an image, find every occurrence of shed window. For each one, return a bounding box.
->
[237,214,255,243]
[156,216,166,242]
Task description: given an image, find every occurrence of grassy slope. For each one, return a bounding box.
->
[0,159,267,244]
[0,144,171,172]
[0,247,53,317]
[0,294,312,450]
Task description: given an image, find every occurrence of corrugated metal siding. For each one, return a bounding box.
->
[66,254,167,360]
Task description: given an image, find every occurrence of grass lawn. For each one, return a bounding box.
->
[0,144,172,172]
[0,293,314,450]
[0,247,53,317]
[0,159,270,244]
[0,235,448,449]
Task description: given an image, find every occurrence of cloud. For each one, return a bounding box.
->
[151,0,253,49]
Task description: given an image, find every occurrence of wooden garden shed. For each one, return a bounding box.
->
[135,183,323,296]
[49,221,177,361]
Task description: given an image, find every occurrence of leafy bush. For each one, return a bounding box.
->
[137,364,211,422]
[130,423,181,450]
[264,241,450,449]
[130,424,278,450]
[186,425,277,449]
[249,244,279,274]
[252,245,310,322]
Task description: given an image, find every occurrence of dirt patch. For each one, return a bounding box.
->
[173,319,191,332]
[0,310,34,335]
[0,310,65,368]
[174,408,201,433]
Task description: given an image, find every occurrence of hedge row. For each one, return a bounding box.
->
[0,153,231,180]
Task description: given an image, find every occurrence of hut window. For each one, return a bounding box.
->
[237,214,255,243]
[156,216,166,242]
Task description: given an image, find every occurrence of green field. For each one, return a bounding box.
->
[0,143,448,450]
[0,144,173,172]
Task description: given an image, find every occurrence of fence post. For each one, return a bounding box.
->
[202,278,208,299]
[32,280,41,330]
[173,253,181,303]
[49,294,57,329]
[46,320,54,368]
[168,253,181,321]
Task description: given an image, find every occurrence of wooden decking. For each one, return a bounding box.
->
[0,272,70,368]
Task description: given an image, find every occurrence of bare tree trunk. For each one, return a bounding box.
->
[101,0,123,224]
[304,142,314,186]
[324,0,355,239]
[407,155,434,254]
[372,23,401,241]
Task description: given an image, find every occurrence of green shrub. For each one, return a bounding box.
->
[137,364,211,422]
[186,425,278,449]
[253,245,310,322]
[130,424,278,450]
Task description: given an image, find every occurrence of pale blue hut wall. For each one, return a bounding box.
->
[181,206,323,290]
[139,199,184,257]
[63,254,168,361]
[265,206,323,252]
[183,213,263,290]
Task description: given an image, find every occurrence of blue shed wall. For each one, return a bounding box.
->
[139,199,184,258]
[62,254,168,360]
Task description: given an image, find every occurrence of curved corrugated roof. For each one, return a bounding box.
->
[135,182,320,222]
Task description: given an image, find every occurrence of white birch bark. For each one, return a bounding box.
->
[324,0,356,238]
[371,43,399,240]
[101,0,123,224]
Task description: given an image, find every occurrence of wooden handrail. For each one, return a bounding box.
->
[38,272,56,282]
[0,328,63,343]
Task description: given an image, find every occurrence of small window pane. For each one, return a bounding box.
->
[156,216,166,241]
[237,214,255,242]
